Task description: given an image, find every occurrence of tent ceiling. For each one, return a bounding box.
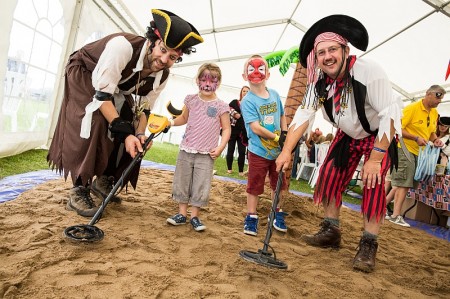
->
[109,0,449,101]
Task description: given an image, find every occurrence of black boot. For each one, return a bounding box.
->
[91,175,121,204]
[353,236,378,273]
[302,220,341,248]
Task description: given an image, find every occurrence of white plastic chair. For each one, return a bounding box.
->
[3,71,25,132]
[308,142,330,188]
[296,143,315,181]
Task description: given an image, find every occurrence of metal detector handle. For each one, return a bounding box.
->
[263,169,284,248]
[88,133,155,225]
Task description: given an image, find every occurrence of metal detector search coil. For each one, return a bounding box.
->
[63,114,169,244]
[239,169,288,269]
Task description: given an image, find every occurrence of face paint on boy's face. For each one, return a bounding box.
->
[246,58,267,83]
[198,73,219,92]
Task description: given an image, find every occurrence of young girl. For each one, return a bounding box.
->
[167,63,231,231]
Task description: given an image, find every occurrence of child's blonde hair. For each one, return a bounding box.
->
[196,63,222,82]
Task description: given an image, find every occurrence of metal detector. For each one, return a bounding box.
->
[239,169,288,269]
[63,114,170,243]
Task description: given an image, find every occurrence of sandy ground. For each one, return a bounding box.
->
[1,168,449,298]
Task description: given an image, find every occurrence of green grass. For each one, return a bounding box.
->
[0,142,362,204]
[0,149,49,178]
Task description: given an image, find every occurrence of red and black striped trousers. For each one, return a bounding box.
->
[314,129,390,222]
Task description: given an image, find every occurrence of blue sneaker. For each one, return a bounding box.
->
[167,213,187,226]
[273,211,288,232]
[244,214,259,236]
[190,217,206,231]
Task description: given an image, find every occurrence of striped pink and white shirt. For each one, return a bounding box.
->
[180,94,229,154]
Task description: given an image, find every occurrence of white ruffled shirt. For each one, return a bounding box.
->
[290,59,402,142]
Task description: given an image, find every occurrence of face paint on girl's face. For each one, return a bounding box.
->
[246,58,267,83]
[198,72,219,92]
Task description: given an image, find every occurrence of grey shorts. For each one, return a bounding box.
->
[391,147,418,188]
[172,150,214,207]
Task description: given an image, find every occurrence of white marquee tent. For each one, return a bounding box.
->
[1,0,449,157]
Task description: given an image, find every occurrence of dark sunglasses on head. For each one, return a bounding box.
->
[435,92,444,99]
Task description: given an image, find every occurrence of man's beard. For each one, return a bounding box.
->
[148,56,166,72]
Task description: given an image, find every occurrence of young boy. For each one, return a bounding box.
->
[240,55,288,236]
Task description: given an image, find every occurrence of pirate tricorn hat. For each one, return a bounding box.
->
[152,9,203,50]
[299,15,369,67]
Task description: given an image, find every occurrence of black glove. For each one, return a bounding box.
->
[279,130,287,149]
[109,117,134,142]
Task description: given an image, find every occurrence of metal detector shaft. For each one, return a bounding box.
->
[88,133,155,225]
[261,169,284,253]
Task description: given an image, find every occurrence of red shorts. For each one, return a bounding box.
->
[246,151,287,196]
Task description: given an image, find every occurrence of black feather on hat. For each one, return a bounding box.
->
[152,9,204,51]
[299,15,369,67]
[439,116,450,126]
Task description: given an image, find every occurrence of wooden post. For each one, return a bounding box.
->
[283,63,307,187]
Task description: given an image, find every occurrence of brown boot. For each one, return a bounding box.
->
[302,220,341,248]
[91,175,121,204]
[66,186,99,217]
[352,236,378,273]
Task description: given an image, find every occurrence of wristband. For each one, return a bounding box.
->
[372,147,386,153]
[414,136,419,142]
[109,117,134,142]
[136,133,145,138]
[273,134,280,142]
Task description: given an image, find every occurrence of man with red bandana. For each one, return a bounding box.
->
[276,15,402,273]
[47,9,203,218]
[241,55,288,236]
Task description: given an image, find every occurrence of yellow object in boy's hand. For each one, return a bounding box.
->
[261,137,279,150]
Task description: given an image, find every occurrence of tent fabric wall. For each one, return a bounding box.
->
[0,0,76,158]
[0,0,122,158]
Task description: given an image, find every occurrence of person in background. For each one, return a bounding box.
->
[388,85,446,227]
[167,63,231,232]
[276,15,402,273]
[324,133,334,143]
[226,86,250,176]
[47,9,203,217]
[241,54,288,236]
[436,116,450,168]
[305,128,322,163]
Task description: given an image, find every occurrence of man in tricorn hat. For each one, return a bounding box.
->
[47,9,203,217]
[276,15,402,272]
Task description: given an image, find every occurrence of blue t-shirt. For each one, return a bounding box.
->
[241,88,284,160]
